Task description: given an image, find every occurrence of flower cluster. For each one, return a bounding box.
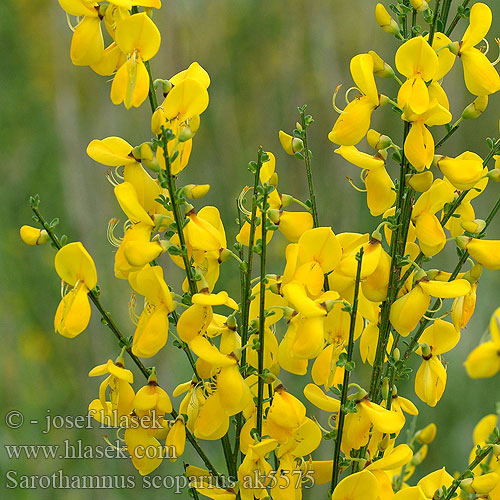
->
[21,1,500,499]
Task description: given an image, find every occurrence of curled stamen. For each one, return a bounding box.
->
[105,169,120,187]
[480,38,490,56]
[345,86,362,104]
[423,310,451,321]
[128,293,140,326]
[103,434,128,451]
[237,186,252,216]
[60,280,70,299]
[114,166,124,180]
[346,176,367,192]
[107,218,122,247]
[327,413,338,430]
[332,84,345,114]
[492,38,500,66]
[423,298,443,320]
[66,13,78,32]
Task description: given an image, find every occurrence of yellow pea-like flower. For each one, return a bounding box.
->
[267,385,306,430]
[396,37,438,115]
[415,423,437,444]
[390,284,430,336]
[451,282,477,330]
[464,238,500,270]
[54,242,97,338]
[415,355,447,407]
[125,426,164,475]
[194,391,230,440]
[457,3,500,96]
[111,13,161,109]
[329,53,380,146]
[437,151,485,190]
[296,226,342,273]
[163,77,209,121]
[165,417,186,462]
[464,341,500,378]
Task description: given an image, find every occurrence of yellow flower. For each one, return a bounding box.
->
[396,37,439,115]
[457,3,500,96]
[88,358,135,427]
[128,266,174,357]
[436,151,485,190]
[111,13,161,108]
[54,242,97,338]
[165,416,186,462]
[465,307,500,378]
[329,54,380,145]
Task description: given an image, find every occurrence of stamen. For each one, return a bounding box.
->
[492,38,500,66]
[128,293,140,326]
[107,218,122,247]
[345,86,362,104]
[105,169,120,187]
[480,38,490,56]
[66,13,77,32]
[346,176,367,192]
[114,166,124,180]
[332,84,345,114]
[237,186,252,216]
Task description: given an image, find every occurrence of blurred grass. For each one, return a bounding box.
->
[1,0,500,498]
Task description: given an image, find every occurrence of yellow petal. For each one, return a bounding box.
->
[366,444,413,471]
[170,61,210,89]
[163,77,209,120]
[461,48,500,96]
[464,341,500,378]
[335,145,385,170]
[467,239,500,270]
[114,182,153,225]
[189,336,236,367]
[297,227,342,273]
[303,383,341,412]
[115,12,161,60]
[71,16,104,66]
[415,357,447,407]
[418,319,460,355]
[87,136,136,166]
[365,165,396,216]
[54,284,91,338]
[417,468,454,498]
[395,36,438,81]
[404,121,434,172]
[390,285,430,336]
[55,241,97,288]
[461,2,492,52]
[350,53,379,104]
[418,278,471,299]
[328,96,375,146]
[332,470,380,500]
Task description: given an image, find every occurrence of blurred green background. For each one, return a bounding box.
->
[1,0,500,498]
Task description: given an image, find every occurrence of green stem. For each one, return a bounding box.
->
[234,148,265,462]
[369,119,413,402]
[443,437,500,500]
[329,247,364,496]
[31,203,220,479]
[428,0,443,46]
[440,0,453,26]
[159,129,198,297]
[299,107,319,228]
[435,123,460,150]
[256,185,269,437]
[445,0,472,37]
[221,434,237,478]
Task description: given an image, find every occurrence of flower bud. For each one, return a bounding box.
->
[151,108,166,135]
[369,51,395,78]
[415,423,437,444]
[382,377,390,401]
[20,226,49,246]
[178,126,194,142]
[267,209,281,224]
[406,171,434,192]
[280,193,293,208]
[367,129,392,150]
[375,4,401,35]
[393,348,400,362]
[461,219,486,234]
[183,184,210,200]
[279,130,304,155]
[487,168,500,182]
[410,0,429,12]
[461,96,488,120]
